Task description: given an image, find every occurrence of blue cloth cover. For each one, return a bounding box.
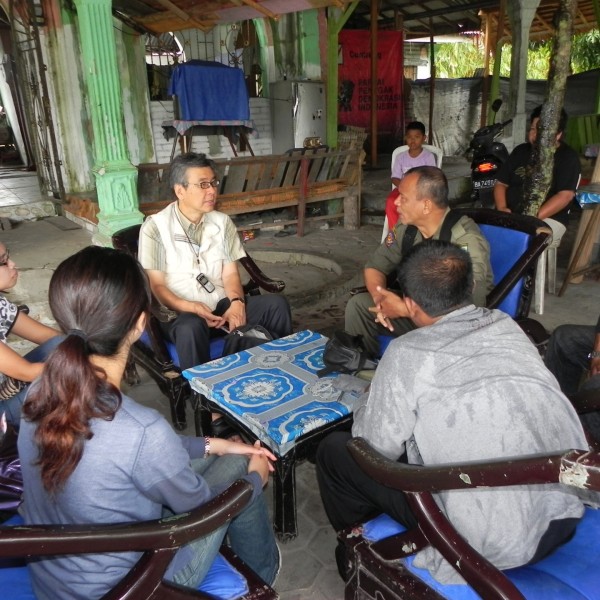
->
[0,515,249,600]
[184,331,360,456]
[168,60,250,122]
[361,507,600,599]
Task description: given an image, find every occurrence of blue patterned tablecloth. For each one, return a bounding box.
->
[183,330,363,455]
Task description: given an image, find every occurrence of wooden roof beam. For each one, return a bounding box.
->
[155,0,191,22]
[233,0,280,21]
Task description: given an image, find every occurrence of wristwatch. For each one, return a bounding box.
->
[230,297,245,305]
[589,351,600,359]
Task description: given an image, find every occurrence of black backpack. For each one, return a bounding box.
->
[317,331,378,377]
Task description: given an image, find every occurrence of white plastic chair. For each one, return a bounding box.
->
[533,174,581,315]
[382,144,444,242]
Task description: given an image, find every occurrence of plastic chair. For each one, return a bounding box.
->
[342,437,600,600]
[112,224,286,434]
[0,479,277,600]
[382,144,444,241]
[534,175,581,315]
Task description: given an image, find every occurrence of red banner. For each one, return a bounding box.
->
[338,30,404,140]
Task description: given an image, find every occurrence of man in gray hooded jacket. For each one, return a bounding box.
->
[317,239,587,584]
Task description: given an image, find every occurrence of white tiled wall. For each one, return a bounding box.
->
[149,98,274,164]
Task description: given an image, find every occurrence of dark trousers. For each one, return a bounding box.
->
[315,431,418,533]
[316,432,580,569]
[544,323,596,396]
[159,293,292,370]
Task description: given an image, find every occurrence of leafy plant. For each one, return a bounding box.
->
[432,29,600,80]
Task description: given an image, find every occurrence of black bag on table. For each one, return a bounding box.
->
[317,330,377,377]
[222,324,274,356]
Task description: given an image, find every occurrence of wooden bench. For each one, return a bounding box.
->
[137,146,362,236]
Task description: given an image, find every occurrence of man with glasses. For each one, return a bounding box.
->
[138,153,292,424]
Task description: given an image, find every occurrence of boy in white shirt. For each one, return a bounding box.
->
[391,121,437,187]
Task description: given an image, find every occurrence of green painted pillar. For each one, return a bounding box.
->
[73,0,143,246]
[326,2,359,148]
[298,10,321,78]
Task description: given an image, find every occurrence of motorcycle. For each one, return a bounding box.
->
[469,99,512,208]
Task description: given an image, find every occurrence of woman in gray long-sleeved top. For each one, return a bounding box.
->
[18,246,279,600]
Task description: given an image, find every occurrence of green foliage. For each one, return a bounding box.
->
[433,29,600,80]
[434,41,485,78]
[571,29,600,72]
[498,42,553,80]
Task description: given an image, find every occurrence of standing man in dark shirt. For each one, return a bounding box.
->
[494,105,580,227]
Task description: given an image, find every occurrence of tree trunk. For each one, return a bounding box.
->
[524,0,578,217]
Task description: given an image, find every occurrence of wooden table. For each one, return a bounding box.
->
[183,330,368,540]
[161,119,255,160]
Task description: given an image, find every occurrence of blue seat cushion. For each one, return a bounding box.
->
[479,223,530,318]
[0,515,248,600]
[139,331,226,367]
[361,507,600,599]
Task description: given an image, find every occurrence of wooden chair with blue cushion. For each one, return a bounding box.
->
[341,436,600,600]
[0,479,278,600]
[453,208,551,321]
[376,209,552,357]
[112,224,286,435]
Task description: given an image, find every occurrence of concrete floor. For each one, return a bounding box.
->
[2,157,599,599]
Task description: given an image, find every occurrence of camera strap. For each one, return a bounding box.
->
[174,204,203,269]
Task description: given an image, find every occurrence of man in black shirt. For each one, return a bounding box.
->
[494,105,580,226]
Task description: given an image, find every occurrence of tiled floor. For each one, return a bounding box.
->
[0,165,55,221]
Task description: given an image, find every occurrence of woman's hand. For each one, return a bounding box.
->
[247,441,274,486]
[208,437,277,464]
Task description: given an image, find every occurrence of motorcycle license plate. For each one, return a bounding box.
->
[474,179,495,189]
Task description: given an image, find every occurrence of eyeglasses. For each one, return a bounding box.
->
[187,179,220,190]
[0,249,9,267]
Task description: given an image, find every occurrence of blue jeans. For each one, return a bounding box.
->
[3,335,64,426]
[166,454,279,589]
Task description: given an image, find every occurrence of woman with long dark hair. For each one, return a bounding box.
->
[18,246,279,599]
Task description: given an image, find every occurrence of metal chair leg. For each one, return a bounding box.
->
[534,249,547,315]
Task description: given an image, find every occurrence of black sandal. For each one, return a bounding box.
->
[210,415,244,441]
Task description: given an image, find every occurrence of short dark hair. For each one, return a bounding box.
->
[169,152,217,190]
[405,165,449,209]
[396,239,473,317]
[530,104,568,135]
[405,121,426,135]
